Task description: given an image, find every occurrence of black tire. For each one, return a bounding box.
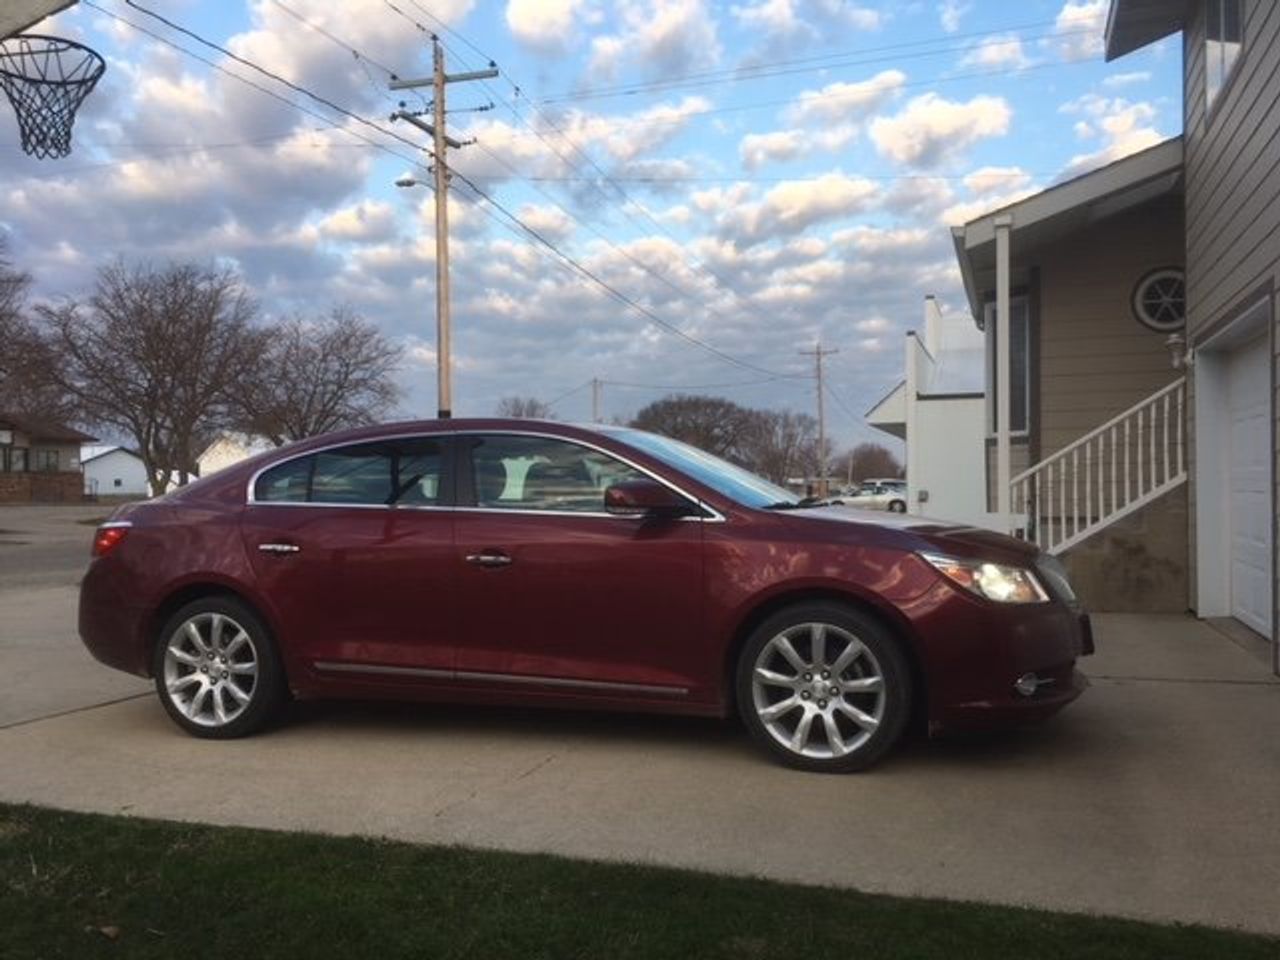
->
[735,602,912,773]
[152,595,285,739]
[888,500,907,513]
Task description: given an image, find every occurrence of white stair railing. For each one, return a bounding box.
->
[1010,377,1186,554]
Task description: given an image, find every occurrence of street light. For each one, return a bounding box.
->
[395,173,452,418]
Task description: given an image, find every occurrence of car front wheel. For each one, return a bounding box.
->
[888,500,906,513]
[152,596,285,739]
[736,603,911,772]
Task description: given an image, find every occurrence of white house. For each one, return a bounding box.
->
[80,445,148,497]
[866,296,995,529]
[197,432,277,479]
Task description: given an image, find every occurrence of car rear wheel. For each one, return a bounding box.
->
[736,603,911,772]
[152,596,284,739]
[888,499,906,513]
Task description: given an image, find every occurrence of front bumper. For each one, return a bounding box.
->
[909,579,1094,730]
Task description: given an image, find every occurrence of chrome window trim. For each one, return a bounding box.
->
[313,660,689,697]
[244,428,726,523]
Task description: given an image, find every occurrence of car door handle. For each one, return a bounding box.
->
[466,552,512,567]
[258,542,301,555]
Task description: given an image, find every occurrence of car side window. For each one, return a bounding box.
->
[253,437,445,506]
[311,443,394,504]
[254,456,312,502]
[468,435,649,513]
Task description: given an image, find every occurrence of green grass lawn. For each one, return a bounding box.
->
[1,803,1274,959]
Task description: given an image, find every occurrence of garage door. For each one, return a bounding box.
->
[1227,334,1272,637]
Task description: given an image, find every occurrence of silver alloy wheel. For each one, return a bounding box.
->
[750,622,886,760]
[162,612,259,728]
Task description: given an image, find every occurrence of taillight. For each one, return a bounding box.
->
[92,523,131,557]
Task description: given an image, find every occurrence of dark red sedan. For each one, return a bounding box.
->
[80,419,1091,772]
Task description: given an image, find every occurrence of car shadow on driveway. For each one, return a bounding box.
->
[272,696,1093,772]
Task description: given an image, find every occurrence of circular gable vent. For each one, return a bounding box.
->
[1132,267,1185,332]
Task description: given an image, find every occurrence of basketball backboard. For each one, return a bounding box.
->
[1,1,77,40]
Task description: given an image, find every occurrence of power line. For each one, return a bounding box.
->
[87,0,858,389]
[82,2,439,180]
[500,57,1088,145]
[380,5,827,365]
[538,24,1094,105]
[121,0,435,158]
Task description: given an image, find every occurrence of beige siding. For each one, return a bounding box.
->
[1183,0,1280,636]
[1036,196,1184,461]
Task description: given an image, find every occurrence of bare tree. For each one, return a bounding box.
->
[630,394,758,462]
[836,442,903,485]
[230,306,402,446]
[37,261,260,495]
[496,396,554,419]
[0,240,78,421]
[741,410,821,484]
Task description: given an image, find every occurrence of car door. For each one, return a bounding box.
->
[452,432,709,700]
[240,435,458,676]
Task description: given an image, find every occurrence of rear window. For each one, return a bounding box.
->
[252,438,445,506]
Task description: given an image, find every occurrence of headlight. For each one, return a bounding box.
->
[921,553,1049,604]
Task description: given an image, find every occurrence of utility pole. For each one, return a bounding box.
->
[799,342,839,498]
[391,40,497,419]
[591,378,603,423]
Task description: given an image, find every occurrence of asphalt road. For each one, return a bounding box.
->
[1,504,1278,936]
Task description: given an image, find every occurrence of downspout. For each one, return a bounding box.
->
[995,214,1013,531]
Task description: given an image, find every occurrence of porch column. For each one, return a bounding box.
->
[994,214,1013,531]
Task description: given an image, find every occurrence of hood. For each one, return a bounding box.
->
[780,506,1041,564]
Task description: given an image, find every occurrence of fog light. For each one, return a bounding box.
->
[1014,673,1041,697]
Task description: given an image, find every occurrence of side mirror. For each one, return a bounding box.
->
[604,478,695,519]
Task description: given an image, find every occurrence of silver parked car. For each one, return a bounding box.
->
[835,479,907,513]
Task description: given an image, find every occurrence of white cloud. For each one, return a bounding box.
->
[1058,93,1165,177]
[317,201,397,243]
[788,69,906,126]
[506,0,584,54]
[739,125,856,170]
[588,0,722,81]
[869,93,1012,168]
[1052,0,1106,62]
[732,0,805,35]
[723,174,881,244]
[1103,70,1152,88]
[959,34,1031,70]
[740,130,804,170]
[962,166,1032,196]
[517,203,576,243]
[856,315,892,334]
[938,0,970,33]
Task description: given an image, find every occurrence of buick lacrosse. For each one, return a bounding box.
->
[80,419,1092,772]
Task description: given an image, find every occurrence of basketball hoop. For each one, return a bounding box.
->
[0,33,104,159]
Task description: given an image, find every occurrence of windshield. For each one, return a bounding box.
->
[601,427,800,509]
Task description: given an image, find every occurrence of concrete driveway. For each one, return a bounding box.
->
[1,504,1278,936]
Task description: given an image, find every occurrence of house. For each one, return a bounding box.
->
[80,445,148,497]
[1106,0,1276,669]
[0,412,96,502]
[196,432,277,479]
[866,296,994,528]
[944,0,1277,673]
[950,137,1187,612]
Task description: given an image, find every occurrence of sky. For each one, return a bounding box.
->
[1,0,1181,452]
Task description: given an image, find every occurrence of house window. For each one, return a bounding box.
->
[4,447,28,473]
[33,449,60,472]
[985,297,1030,435]
[1205,0,1243,109]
